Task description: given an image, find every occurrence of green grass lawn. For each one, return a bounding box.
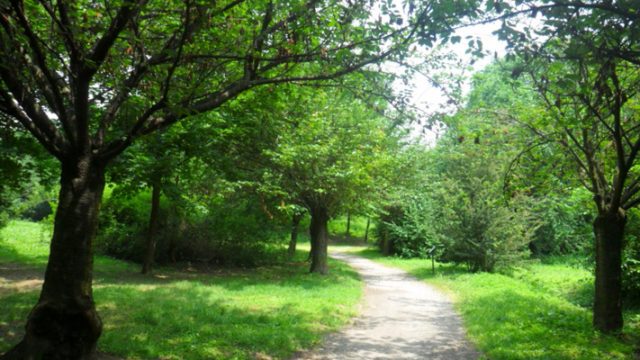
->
[351,247,640,360]
[0,220,363,359]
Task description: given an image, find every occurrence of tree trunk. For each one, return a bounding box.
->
[364,217,370,243]
[345,212,351,239]
[3,156,105,359]
[593,210,625,333]
[309,206,329,274]
[288,213,303,259]
[306,223,314,262]
[141,182,161,274]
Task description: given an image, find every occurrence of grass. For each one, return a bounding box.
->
[0,220,363,359]
[328,215,375,241]
[351,247,639,360]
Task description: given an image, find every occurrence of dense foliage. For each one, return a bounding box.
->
[97,188,286,267]
[0,0,639,356]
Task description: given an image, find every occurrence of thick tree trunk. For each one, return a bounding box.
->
[309,206,329,274]
[288,213,303,259]
[364,217,370,243]
[3,156,105,359]
[141,182,161,274]
[593,210,625,333]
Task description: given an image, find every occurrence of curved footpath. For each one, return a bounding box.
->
[295,250,479,360]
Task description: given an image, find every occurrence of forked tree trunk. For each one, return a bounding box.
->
[3,156,105,359]
[288,213,303,259]
[141,182,161,274]
[593,210,626,333]
[309,206,329,274]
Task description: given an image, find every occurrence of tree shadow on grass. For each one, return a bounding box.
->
[96,285,335,360]
[1,260,360,359]
[0,244,362,358]
[92,251,360,293]
[0,291,38,353]
[462,288,633,360]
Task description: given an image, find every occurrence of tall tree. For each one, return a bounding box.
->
[263,86,396,273]
[490,0,640,332]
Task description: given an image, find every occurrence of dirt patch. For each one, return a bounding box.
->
[0,263,44,297]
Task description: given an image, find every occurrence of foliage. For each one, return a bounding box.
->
[529,189,593,256]
[97,186,287,267]
[491,3,640,330]
[96,189,166,263]
[377,79,537,270]
[0,126,57,227]
[375,197,439,258]
[329,215,374,241]
[622,208,640,305]
[0,221,362,359]
[262,86,396,217]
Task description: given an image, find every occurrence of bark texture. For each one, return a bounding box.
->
[309,206,329,274]
[2,157,105,359]
[593,210,626,333]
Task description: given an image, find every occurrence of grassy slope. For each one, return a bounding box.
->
[350,247,639,360]
[0,221,362,359]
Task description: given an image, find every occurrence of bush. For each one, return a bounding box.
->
[376,137,535,272]
[435,181,533,272]
[96,189,163,262]
[96,187,287,267]
[375,198,439,258]
[622,208,640,305]
[529,189,593,256]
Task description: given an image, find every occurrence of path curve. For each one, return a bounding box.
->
[295,250,479,360]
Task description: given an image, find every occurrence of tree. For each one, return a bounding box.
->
[491,1,640,332]
[107,126,197,274]
[0,1,484,356]
[375,79,537,270]
[263,86,396,273]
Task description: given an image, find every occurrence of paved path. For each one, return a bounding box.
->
[296,250,479,360]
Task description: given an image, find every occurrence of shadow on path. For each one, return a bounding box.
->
[294,251,479,360]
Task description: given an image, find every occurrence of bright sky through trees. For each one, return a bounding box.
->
[402,22,508,143]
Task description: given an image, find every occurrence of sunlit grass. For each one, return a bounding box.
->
[0,220,363,359]
[354,246,638,360]
[328,215,375,241]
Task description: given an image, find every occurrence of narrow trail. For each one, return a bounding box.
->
[295,250,479,360]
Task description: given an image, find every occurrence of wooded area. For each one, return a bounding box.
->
[0,0,639,359]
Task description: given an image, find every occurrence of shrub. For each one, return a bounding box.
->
[435,180,534,272]
[96,187,287,267]
[375,198,439,258]
[529,189,593,256]
[622,208,640,305]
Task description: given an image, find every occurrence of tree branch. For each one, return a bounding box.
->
[86,0,145,77]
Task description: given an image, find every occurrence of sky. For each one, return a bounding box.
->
[403,21,509,143]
